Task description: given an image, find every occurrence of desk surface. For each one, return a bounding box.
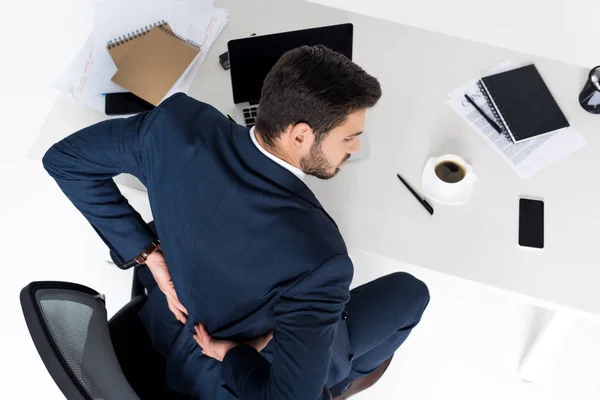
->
[32,0,600,316]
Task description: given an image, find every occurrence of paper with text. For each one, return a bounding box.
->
[447,61,587,179]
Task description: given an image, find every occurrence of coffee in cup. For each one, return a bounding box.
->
[422,154,476,205]
[434,160,466,183]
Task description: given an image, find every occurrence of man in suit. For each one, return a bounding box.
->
[43,45,429,399]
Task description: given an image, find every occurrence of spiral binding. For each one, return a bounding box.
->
[476,80,512,140]
[107,20,169,48]
[156,25,201,50]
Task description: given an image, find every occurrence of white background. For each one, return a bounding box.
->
[308,0,600,69]
[1,0,600,398]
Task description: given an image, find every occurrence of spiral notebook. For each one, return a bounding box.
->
[107,21,173,67]
[477,64,570,143]
[110,24,200,105]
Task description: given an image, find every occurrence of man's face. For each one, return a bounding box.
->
[300,109,365,180]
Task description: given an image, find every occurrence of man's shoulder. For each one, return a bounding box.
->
[142,93,231,144]
[156,93,223,119]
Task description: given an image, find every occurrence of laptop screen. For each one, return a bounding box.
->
[227,23,353,105]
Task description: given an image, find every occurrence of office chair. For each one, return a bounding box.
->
[20,221,333,400]
[19,220,196,399]
[19,274,197,400]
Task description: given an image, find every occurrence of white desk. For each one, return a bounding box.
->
[31,0,600,383]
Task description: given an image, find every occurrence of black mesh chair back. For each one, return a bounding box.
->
[20,281,139,400]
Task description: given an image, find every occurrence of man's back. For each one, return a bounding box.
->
[44,93,354,398]
[143,94,348,327]
[138,95,353,397]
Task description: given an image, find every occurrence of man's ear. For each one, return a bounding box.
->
[289,122,314,152]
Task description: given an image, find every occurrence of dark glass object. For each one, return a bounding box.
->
[579,65,600,114]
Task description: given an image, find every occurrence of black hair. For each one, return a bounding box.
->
[255,45,382,146]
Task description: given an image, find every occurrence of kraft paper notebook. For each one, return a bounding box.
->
[107,21,173,68]
[111,25,200,105]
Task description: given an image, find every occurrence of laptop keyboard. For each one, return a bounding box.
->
[242,106,259,127]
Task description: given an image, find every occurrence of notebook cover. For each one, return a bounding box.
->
[108,22,172,68]
[111,26,199,105]
[481,64,569,142]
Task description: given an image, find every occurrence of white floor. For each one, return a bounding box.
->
[349,252,600,400]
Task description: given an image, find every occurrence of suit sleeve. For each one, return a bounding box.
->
[221,254,353,399]
[42,108,159,263]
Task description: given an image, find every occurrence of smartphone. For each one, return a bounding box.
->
[518,198,544,249]
[105,92,155,115]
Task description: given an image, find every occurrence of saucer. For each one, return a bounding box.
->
[421,161,473,205]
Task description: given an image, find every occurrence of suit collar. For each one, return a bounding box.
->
[249,127,306,181]
[231,124,323,210]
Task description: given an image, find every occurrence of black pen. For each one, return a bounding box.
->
[226,114,236,122]
[396,174,434,216]
[464,94,502,134]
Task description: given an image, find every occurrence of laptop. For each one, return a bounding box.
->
[227,23,369,161]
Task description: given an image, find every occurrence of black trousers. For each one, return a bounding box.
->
[330,272,430,392]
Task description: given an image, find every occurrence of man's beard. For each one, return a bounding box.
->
[300,143,349,180]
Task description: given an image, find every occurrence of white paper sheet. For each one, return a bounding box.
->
[172,0,215,45]
[165,8,229,98]
[54,0,227,112]
[171,0,190,36]
[447,61,587,179]
[187,0,217,44]
[53,35,106,113]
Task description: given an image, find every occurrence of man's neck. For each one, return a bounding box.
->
[254,129,299,169]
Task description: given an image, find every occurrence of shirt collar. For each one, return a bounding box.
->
[249,127,305,181]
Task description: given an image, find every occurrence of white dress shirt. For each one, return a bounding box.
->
[249,127,305,181]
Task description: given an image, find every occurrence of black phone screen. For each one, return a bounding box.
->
[519,198,544,249]
[105,92,155,116]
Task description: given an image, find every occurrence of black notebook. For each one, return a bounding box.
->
[477,64,570,143]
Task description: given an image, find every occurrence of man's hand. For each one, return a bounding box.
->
[145,249,188,324]
[193,323,274,362]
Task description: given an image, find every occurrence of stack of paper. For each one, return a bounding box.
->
[447,61,587,180]
[54,0,228,113]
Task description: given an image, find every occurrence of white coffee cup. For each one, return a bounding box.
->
[421,154,476,205]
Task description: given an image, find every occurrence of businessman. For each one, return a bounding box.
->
[43,45,429,399]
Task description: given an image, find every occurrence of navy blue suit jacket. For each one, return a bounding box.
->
[43,94,354,399]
